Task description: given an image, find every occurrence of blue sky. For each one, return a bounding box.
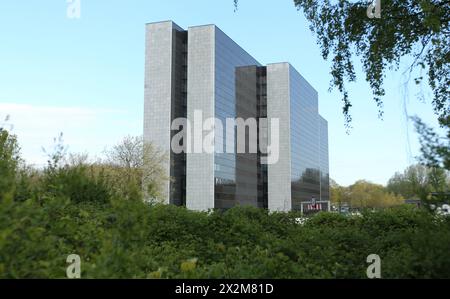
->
[0,0,442,186]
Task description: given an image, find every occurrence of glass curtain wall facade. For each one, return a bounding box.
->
[214,28,261,209]
[144,21,329,211]
[256,67,268,209]
[170,29,188,206]
[289,66,321,210]
[319,116,330,201]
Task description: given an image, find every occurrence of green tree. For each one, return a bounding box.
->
[347,180,404,208]
[387,164,449,200]
[40,134,111,204]
[412,115,450,171]
[0,125,21,201]
[331,179,404,208]
[330,179,349,209]
[410,115,449,206]
[104,136,168,201]
[235,0,449,128]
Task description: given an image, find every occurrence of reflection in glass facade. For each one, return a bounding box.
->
[144,21,329,211]
[319,116,330,201]
[289,66,321,210]
[256,67,268,209]
[214,28,261,209]
[170,28,188,206]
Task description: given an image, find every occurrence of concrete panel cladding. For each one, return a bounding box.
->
[186,25,216,211]
[144,21,184,204]
[266,63,292,211]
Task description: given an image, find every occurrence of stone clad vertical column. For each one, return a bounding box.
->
[266,63,292,211]
[144,21,184,204]
[186,25,216,211]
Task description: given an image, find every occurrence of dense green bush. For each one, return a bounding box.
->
[42,164,111,204]
[1,130,449,278]
[1,195,449,278]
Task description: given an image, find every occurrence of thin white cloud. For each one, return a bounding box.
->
[0,103,141,167]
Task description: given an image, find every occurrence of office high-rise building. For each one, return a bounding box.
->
[144,21,329,212]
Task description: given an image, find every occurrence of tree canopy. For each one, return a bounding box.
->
[387,164,449,200]
[331,179,404,208]
[104,135,168,201]
[412,115,450,171]
[235,0,449,128]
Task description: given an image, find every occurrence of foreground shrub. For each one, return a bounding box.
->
[1,199,449,278]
